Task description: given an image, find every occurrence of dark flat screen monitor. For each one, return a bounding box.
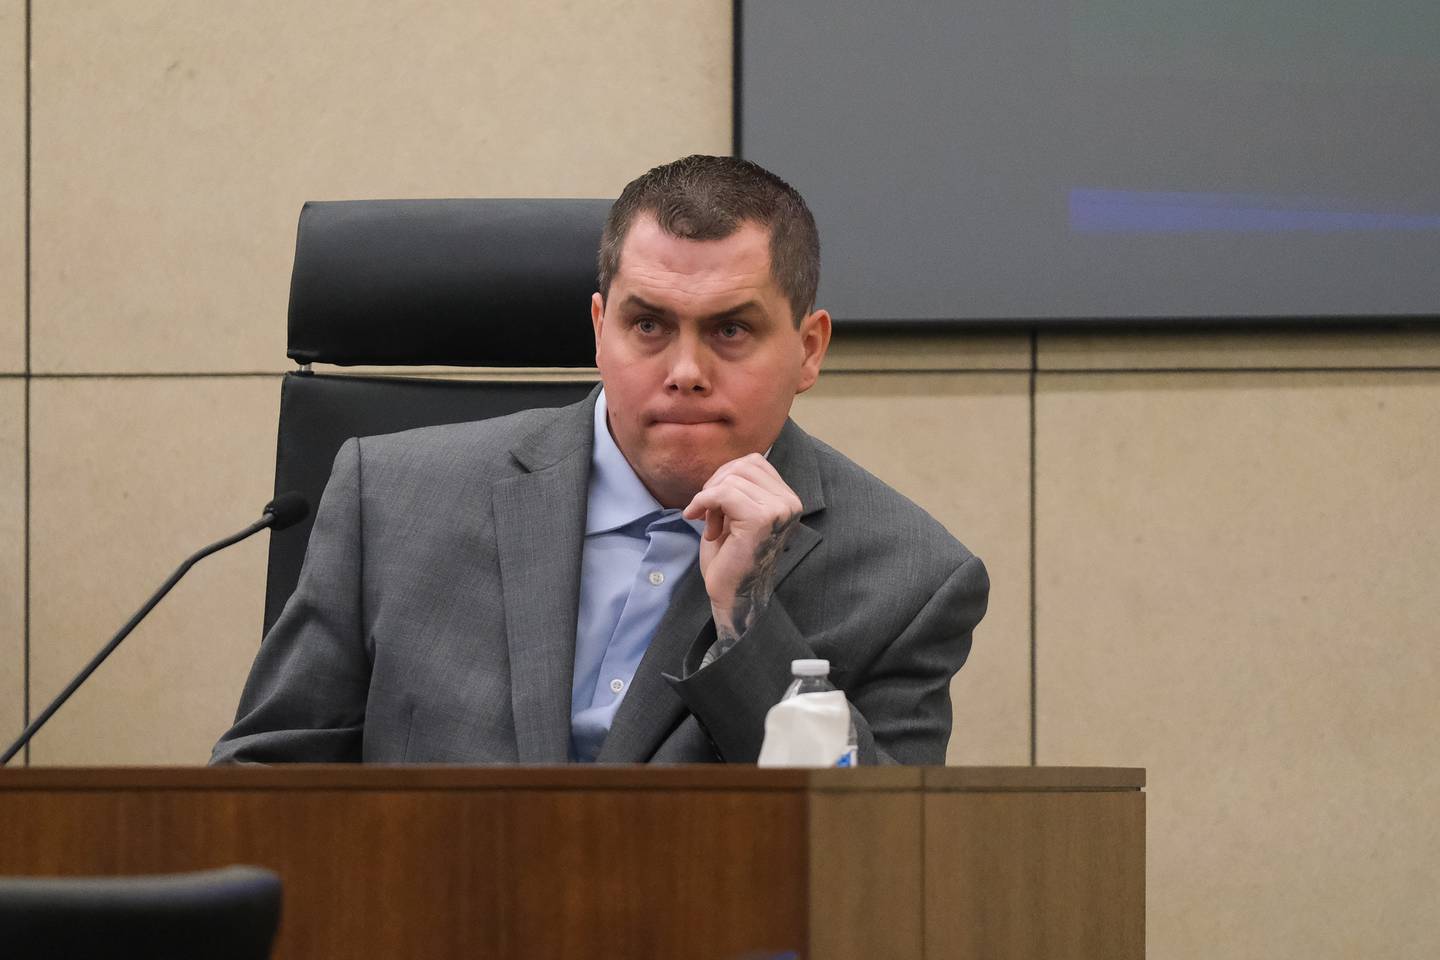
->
[737,1,1440,327]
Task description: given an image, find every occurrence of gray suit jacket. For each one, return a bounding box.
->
[212,390,988,765]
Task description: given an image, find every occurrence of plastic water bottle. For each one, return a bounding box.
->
[780,658,859,767]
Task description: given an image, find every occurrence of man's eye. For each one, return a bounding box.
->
[635,318,659,334]
[718,323,744,339]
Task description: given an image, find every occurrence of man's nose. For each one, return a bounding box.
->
[664,336,710,393]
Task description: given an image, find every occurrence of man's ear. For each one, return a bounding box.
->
[795,308,832,394]
[591,292,606,366]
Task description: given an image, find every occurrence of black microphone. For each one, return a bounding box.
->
[263,491,309,531]
[1,493,311,765]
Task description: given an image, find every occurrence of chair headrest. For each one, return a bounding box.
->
[286,198,612,367]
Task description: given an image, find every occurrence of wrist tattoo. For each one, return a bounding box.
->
[702,513,801,668]
[703,622,743,668]
[721,514,797,638]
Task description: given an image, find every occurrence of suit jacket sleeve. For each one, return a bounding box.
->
[669,552,989,765]
[210,438,372,763]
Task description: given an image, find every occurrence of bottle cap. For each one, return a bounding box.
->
[791,658,830,677]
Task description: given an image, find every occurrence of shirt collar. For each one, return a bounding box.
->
[587,389,666,535]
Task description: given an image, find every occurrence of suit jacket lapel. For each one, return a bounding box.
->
[493,391,597,762]
[596,417,828,762]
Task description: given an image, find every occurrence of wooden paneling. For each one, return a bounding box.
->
[808,790,924,960]
[0,773,811,960]
[0,766,1144,960]
[923,766,1145,791]
[925,790,1145,960]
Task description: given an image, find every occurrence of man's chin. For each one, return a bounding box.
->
[637,451,729,509]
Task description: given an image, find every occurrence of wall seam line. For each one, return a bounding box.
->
[26,371,289,380]
[21,365,1436,379]
[822,366,1032,375]
[22,0,33,766]
[1035,365,1440,375]
[1028,330,1037,767]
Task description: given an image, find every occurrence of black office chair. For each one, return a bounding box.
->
[264,199,608,636]
[0,865,282,959]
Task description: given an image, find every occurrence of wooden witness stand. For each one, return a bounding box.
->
[0,765,1143,959]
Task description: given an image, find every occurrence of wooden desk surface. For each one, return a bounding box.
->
[0,766,1145,959]
[0,763,1143,791]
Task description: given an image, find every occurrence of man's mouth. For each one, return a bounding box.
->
[650,413,727,426]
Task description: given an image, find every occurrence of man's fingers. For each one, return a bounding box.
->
[686,475,770,521]
[716,466,802,521]
[686,479,800,552]
[699,455,799,512]
[700,454,760,491]
[704,506,724,542]
[704,452,782,491]
[685,453,802,548]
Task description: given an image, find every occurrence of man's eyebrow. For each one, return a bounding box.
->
[619,295,674,317]
[705,301,765,322]
[618,295,767,323]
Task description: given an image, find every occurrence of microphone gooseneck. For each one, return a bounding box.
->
[0,492,311,765]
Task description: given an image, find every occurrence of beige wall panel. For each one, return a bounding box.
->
[791,372,1030,765]
[31,0,732,375]
[28,377,281,764]
[824,330,1031,372]
[1036,371,1440,959]
[0,0,23,373]
[1039,327,1440,371]
[0,381,23,738]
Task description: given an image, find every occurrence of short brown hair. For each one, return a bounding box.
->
[597,155,821,325]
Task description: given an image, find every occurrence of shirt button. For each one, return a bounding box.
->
[610,678,625,693]
[648,570,665,586]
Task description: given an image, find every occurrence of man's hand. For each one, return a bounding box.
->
[683,453,803,649]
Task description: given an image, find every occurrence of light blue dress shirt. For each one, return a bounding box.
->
[571,390,704,762]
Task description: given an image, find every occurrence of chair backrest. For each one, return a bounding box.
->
[265,199,608,635]
[0,866,282,960]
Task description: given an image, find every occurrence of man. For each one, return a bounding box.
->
[213,155,988,765]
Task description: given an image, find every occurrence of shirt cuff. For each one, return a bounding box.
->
[664,598,815,762]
